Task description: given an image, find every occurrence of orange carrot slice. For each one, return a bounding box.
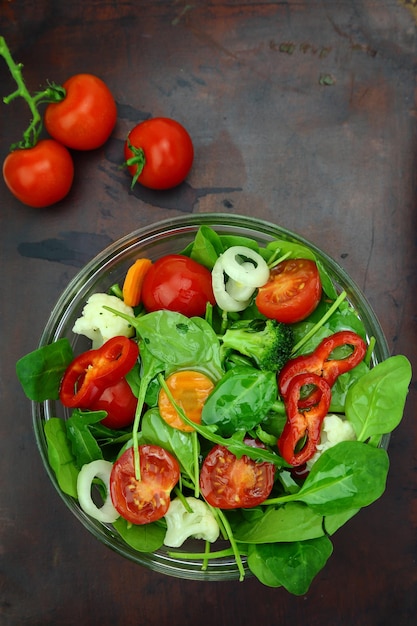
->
[158,370,215,432]
[122,258,152,307]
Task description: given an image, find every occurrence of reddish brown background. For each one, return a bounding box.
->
[0,2,416,625]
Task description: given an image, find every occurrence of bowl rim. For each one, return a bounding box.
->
[31,212,391,580]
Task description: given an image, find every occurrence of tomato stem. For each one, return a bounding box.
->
[0,36,66,150]
[124,139,146,189]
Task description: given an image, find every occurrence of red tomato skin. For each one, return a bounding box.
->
[44,74,117,150]
[199,440,275,509]
[89,378,137,429]
[124,117,194,189]
[2,139,74,208]
[141,254,215,317]
[110,445,180,525]
[256,259,322,324]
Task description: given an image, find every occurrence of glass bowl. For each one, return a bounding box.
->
[32,213,390,581]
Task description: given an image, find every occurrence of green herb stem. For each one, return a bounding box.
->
[291,290,348,355]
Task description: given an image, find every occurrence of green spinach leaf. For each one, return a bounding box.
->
[44,418,79,498]
[247,536,333,594]
[345,355,412,442]
[113,517,165,552]
[16,338,73,401]
[202,365,278,436]
[232,502,325,543]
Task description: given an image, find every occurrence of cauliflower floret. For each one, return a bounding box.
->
[72,293,135,349]
[307,413,357,470]
[164,497,220,548]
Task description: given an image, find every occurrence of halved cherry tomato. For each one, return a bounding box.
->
[110,445,180,524]
[158,370,215,432]
[44,74,117,150]
[3,139,74,208]
[199,439,275,509]
[59,336,139,408]
[142,254,215,317]
[124,117,194,190]
[256,258,322,324]
[90,378,138,429]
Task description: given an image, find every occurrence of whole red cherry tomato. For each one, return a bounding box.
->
[44,74,117,150]
[2,139,74,208]
[199,439,275,509]
[256,258,322,324]
[141,254,215,317]
[89,378,138,429]
[110,445,180,524]
[124,117,194,190]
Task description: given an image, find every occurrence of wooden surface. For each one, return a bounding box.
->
[1,2,416,625]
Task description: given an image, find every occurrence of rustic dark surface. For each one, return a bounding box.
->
[1,1,416,625]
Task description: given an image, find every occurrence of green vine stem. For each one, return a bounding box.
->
[0,36,66,150]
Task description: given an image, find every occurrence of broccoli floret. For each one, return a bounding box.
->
[220,318,294,372]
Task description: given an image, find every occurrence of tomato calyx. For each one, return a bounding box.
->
[123,139,146,189]
[59,336,139,408]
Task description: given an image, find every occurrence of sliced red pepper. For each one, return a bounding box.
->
[278,330,367,407]
[59,336,139,408]
[277,372,331,466]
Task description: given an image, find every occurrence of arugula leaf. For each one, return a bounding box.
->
[16,338,73,401]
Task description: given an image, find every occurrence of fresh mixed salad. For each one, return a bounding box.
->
[17,225,411,595]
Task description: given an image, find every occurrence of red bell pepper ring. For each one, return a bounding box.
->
[278,330,367,407]
[277,372,331,466]
[59,336,139,408]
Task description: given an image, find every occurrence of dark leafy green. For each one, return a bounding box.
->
[113,517,165,552]
[202,365,277,436]
[44,418,79,498]
[268,441,389,515]
[345,355,412,442]
[247,536,333,594]
[16,338,73,401]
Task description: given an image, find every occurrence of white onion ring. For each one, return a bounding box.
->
[219,246,270,288]
[212,257,250,311]
[77,460,120,523]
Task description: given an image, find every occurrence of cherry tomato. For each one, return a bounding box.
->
[44,74,117,150]
[199,439,275,509]
[124,117,194,189]
[141,254,215,316]
[110,445,180,525]
[256,259,322,324]
[89,378,138,429]
[2,139,74,208]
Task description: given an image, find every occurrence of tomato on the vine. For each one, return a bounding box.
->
[256,258,322,324]
[90,378,138,429]
[199,439,275,509]
[124,117,194,190]
[44,74,117,150]
[2,139,74,208]
[141,254,215,317]
[110,445,180,525]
